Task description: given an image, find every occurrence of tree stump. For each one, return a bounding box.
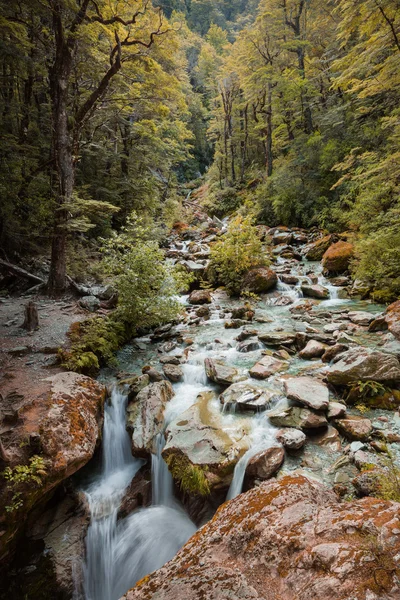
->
[22,301,39,331]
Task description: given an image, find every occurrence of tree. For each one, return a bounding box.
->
[44,0,172,294]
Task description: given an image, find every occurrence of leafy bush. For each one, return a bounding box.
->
[102,215,191,328]
[3,455,47,513]
[209,215,266,296]
[203,185,242,218]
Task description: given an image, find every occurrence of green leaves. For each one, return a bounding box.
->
[210,215,266,296]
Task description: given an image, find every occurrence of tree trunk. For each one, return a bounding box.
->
[266,83,273,177]
[47,5,75,296]
[22,301,39,331]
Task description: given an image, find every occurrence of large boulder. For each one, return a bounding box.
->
[122,475,400,600]
[249,355,288,380]
[301,284,329,299]
[204,358,243,386]
[385,300,400,340]
[268,406,327,430]
[219,383,276,412]
[162,392,250,493]
[322,241,354,273]
[326,349,400,385]
[0,373,105,562]
[188,290,212,305]
[334,416,372,441]
[299,340,328,359]
[246,445,285,480]
[127,381,174,456]
[276,428,306,450]
[284,377,330,411]
[242,268,278,294]
[304,234,335,261]
[258,331,296,346]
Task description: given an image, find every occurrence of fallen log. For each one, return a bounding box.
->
[0,259,45,285]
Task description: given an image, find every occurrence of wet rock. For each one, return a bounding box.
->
[159,355,181,366]
[335,416,372,441]
[273,231,293,245]
[235,328,258,342]
[301,284,329,299]
[268,406,328,430]
[163,364,183,383]
[276,428,306,450]
[188,290,212,305]
[322,241,354,273]
[385,299,400,340]
[249,355,288,380]
[242,267,278,294]
[224,319,248,329]
[304,234,335,261]
[204,358,242,386]
[0,373,105,563]
[246,446,284,480]
[323,323,347,333]
[280,274,299,285]
[118,466,152,519]
[322,344,348,363]
[326,349,400,385]
[127,374,150,401]
[78,295,101,312]
[327,401,347,419]
[299,340,328,360]
[219,383,276,412]
[284,377,329,411]
[142,366,164,382]
[195,305,210,318]
[236,339,260,353]
[258,331,296,346]
[368,314,388,333]
[347,311,375,326]
[163,392,250,493]
[310,425,342,451]
[121,474,400,600]
[231,306,254,321]
[127,381,174,456]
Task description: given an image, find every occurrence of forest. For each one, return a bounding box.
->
[1,0,399,301]
[1,2,400,600]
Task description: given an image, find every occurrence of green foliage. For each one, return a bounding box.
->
[203,185,242,218]
[346,380,388,403]
[210,215,266,295]
[60,317,126,376]
[165,454,211,497]
[3,455,47,513]
[375,456,400,503]
[102,215,191,328]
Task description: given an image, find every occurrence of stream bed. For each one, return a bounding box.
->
[77,230,400,600]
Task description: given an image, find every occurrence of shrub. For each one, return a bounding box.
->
[209,215,266,296]
[3,455,47,513]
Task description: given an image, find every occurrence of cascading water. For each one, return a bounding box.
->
[227,412,277,500]
[82,388,195,600]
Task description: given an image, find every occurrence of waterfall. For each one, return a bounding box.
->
[151,433,174,507]
[226,413,277,501]
[82,388,195,600]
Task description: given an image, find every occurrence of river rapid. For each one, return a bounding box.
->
[79,227,393,600]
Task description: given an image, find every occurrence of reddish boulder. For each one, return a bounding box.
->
[322,241,354,273]
[385,300,400,340]
[122,474,400,600]
[242,267,278,294]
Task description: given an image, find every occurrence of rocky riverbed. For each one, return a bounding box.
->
[1,220,400,599]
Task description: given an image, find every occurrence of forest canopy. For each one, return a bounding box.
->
[0,0,399,300]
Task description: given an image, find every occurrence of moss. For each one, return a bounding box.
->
[165,454,211,497]
[59,316,127,376]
